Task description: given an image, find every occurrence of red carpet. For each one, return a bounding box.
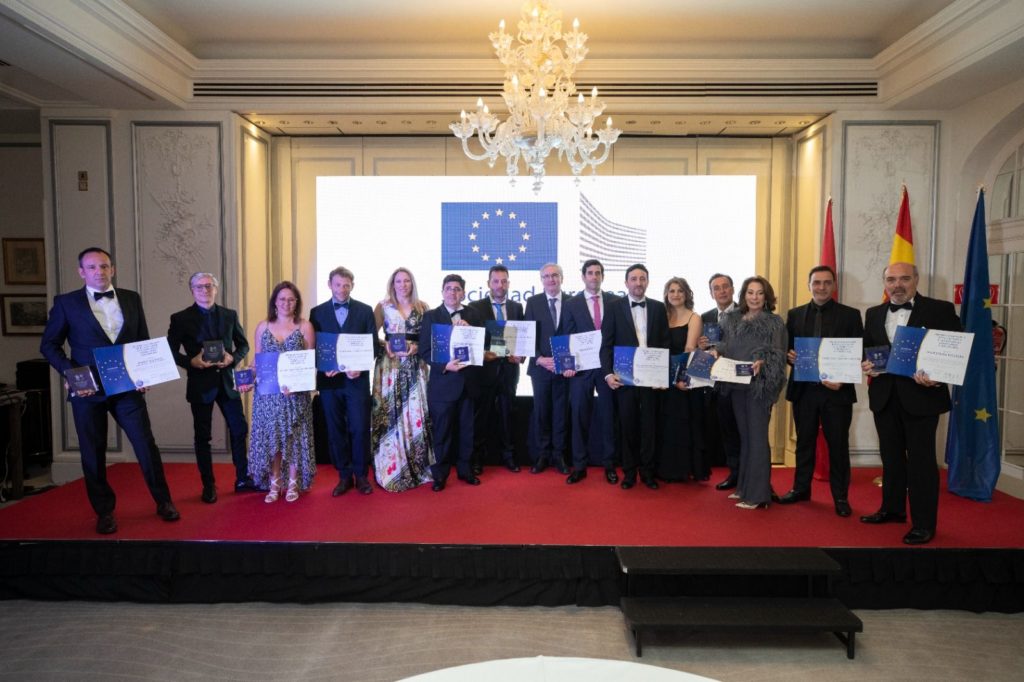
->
[2,463,1023,548]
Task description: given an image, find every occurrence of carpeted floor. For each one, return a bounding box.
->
[0,600,1020,681]
[2,463,1023,548]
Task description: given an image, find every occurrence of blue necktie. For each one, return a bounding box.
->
[493,302,505,322]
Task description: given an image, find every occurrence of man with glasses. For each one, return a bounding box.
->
[168,272,253,503]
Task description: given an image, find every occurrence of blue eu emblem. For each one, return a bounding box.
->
[441,202,557,270]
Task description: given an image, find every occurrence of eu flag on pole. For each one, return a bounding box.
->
[945,189,1000,501]
[441,202,557,270]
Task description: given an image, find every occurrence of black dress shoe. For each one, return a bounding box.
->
[641,476,659,490]
[777,490,811,505]
[201,484,217,504]
[472,463,484,476]
[95,514,118,535]
[156,502,180,522]
[234,477,258,492]
[859,510,907,524]
[715,476,737,491]
[834,500,852,517]
[566,470,587,484]
[903,528,934,545]
[504,460,521,473]
[458,475,481,486]
[355,476,373,495]
[530,461,547,474]
[554,462,570,475]
[332,478,354,497]
[431,480,446,492]
[605,468,619,484]
[621,474,636,490]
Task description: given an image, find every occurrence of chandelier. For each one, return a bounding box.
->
[450,0,621,192]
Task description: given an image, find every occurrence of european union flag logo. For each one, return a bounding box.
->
[441,202,557,270]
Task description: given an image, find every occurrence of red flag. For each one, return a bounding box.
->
[813,199,837,481]
[883,186,915,301]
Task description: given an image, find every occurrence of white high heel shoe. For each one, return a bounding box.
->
[264,476,281,503]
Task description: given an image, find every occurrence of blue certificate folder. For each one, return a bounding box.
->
[315,332,341,372]
[550,334,573,373]
[92,345,139,395]
[430,324,454,363]
[684,349,716,382]
[793,337,823,382]
[669,353,690,384]
[254,352,282,395]
[613,346,638,385]
[886,326,928,378]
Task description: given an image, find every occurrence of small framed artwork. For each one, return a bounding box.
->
[1,294,48,335]
[3,238,46,285]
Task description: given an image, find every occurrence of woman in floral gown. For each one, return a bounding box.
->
[371,267,435,491]
[248,281,317,503]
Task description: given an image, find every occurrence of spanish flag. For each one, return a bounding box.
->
[884,186,915,301]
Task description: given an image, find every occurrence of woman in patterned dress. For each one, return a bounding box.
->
[248,281,317,503]
[371,267,435,491]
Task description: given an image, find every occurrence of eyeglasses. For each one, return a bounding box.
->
[192,284,216,290]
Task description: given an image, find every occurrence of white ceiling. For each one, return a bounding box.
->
[1,0,1023,137]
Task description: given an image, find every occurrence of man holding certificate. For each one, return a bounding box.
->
[782,265,863,516]
[562,259,620,485]
[861,262,960,545]
[310,267,379,497]
[601,263,670,490]
[40,247,179,534]
[700,273,742,492]
[419,274,484,490]
[467,265,525,474]
[167,272,253,503]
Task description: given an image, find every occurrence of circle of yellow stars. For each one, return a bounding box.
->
[467,207,530,265]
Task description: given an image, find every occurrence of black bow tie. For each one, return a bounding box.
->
[449,309,461,318]
[888,301,913,313]
[93,290,114,301]
[631,300,646,308]
[333,301,349,310]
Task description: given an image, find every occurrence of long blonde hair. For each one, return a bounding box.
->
[386,267,427,313]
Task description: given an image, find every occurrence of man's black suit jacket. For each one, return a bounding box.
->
[863,294,960,416]
[40,287,150,399]
[167,303,249,404]
[466,296,524,387]
[562,290,620,336]
[784,300,864,404]
[418,304,484,402]
[309,297,379,393]
[600,296,671,375]
[523,291,569,379]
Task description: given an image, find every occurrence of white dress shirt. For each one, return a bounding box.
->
[86,286,123,343]
[628,296,648,348]
[884,298,914,342]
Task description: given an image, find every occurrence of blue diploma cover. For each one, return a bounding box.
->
[669,352,690,385]
[315,332,342,372]
[886,326,927,378]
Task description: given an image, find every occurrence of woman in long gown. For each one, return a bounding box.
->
[248,281,317,503]
[371,267,435,492]
[657,277,706,482]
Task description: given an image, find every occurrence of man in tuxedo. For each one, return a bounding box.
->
[780,265,864,516]
[601,263,670,489]
[310,266,378,496]
[561,259,619,485]
[861,261,960,545]
[40,247,179,534]
[467,264,524,474]
[167,272,252,503]
[419,274,484,491]
[523,263,571,474]
[699,272,742,490]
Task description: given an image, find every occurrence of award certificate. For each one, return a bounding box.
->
[93,337,181,395]
[485,320,536,357]
[793,337,863,384]
[255,349,316,395]
[613,346,669,388]
[315,332,375,372]
[430,324,486,366]
[550,330,602,373]
[683,349,716,388]
[710,357,753,385]
[888,326,975,386]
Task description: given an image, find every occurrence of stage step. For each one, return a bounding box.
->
[621,596,862,658]
[615,547,861,659]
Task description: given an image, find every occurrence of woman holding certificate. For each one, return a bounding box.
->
[714,276,787,509]
[249,281,317,503]
[658,277,707,482]
[371,267,435,492]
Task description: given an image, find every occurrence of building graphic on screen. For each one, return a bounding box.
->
[579,193,647,270]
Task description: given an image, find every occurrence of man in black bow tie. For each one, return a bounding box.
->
[860,261,960,545]
[781,265,863,516]
[40,247,179,534]
[168,272,253,503]
[310,267,379,496]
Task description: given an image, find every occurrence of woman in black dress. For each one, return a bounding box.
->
[657,277,706,481]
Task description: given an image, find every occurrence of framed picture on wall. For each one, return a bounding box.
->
[1,294,47,335]
[3,238,46,285]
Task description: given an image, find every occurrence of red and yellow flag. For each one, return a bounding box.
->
[883,186,915,301]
